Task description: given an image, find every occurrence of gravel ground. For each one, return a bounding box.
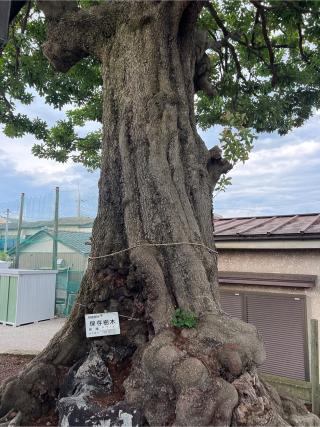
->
[0,318,65,355]
[0,318,65,425]
[0,354,34,384]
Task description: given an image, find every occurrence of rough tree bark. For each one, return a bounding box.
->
[0,2,318,426]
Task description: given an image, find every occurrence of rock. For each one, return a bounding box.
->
[58,345,113,426]
[60,346,112,399]
[59,401,146,427]
[89,402,146,427]
[75,346,112,392]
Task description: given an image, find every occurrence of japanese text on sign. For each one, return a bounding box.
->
[85,312,120,338]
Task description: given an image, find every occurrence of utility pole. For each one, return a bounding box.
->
[14,193,25,268]
[4,209,9,253]
[52,186,59,270]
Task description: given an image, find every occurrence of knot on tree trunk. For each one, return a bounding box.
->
[207,145,232,188]
[194,29,217,97]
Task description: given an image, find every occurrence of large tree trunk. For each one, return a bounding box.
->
[0,2,318,426]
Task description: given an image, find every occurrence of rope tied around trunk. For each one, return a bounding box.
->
[88,241,218,260]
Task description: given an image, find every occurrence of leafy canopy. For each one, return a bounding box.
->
[1,0,320,173]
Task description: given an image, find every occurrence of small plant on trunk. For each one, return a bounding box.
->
[171,308,198,329]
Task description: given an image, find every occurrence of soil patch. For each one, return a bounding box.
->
[90,359,132,408]
[0,354,34,384]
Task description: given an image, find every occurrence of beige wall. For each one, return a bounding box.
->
[218,248,320,280]
[18,252,87,271]
[20,239,75,253]
[218,248,320,371]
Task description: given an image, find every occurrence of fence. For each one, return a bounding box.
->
[0,238,16,251]
[262,319,320,415]
[55,269,84,316]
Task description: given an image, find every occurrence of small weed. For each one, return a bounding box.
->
[171,308,198,329]
[0,252,9,261]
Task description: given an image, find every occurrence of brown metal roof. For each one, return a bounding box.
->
[214,213,320,240]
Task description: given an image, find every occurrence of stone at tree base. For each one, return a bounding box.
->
[57,344,145,427]
[58,401,145,427]
[59,345,112,399]
[57,345,109,426]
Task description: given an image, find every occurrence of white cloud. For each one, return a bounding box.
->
[232,140,320,177]
[0,134,81,186]
[213,115,320,216]
[216,206,272,218]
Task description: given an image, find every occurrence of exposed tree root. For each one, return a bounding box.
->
[0,409,15,425]
[0,313,319,426]
[0,411,21,427]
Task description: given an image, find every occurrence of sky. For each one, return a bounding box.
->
[199,112,320,218]
[0,96,319,221]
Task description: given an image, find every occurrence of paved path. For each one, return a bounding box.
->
[0,318,66,355]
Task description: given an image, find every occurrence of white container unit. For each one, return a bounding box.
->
[0,269,57,326]
[0,261,11,269]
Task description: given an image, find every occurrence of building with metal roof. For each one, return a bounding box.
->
[8,229,91,271]
[213,212,320,389]
[0,216,94,251]
[214,213,320,241]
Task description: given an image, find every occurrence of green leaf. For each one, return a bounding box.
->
[171,309,198,329]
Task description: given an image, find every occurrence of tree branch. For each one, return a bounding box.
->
[251,0,277,86]
[37,1,122,72]
[297,23,310,63]
[206,1,290,84]
[0,90,14,118]
[206,4,246,82]
[12,0,32,76]
[251,9,260,47]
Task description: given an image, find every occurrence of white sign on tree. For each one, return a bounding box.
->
[85,312,120,338]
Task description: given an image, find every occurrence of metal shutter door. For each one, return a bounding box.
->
[220,292,243,320]
[246,294,307,380]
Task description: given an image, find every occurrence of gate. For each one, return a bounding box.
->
[55,269,84,316]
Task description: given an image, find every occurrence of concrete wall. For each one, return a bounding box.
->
[218,248,320,373]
